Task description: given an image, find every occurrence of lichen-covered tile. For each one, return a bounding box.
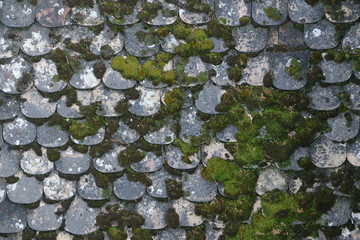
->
[252,0,288,26]
[102,62,137,90]
[111,121,140,144]
[216,125,237,143]
[324,112,359,142]
[195,82,225,114]
[3,116,36,146]
[20,87,56,119]
[78,174,111,200]
[35,0,71,27]
[144,124,176,145]
[56,95,84,119]
[20,148,53,175]
[243,51,270,86]
[55,146,90,174]
[128,86,161,117]
[234,23,268,53]
[281,147,309,171]
[278,20,306,47]
[135,195,167,229]
[157,228,186,240]
[147,168,170,199]
[90,25,124,56]
[0,25,19,59]
[0,199,26,233]
[20,23,52,56]
[304,19,338,50]
[319,197,351,227]
[342,22,360,50]
[94,144,125,173]
[255,167,288,195]
[205,222,224,240]
[37,122,69,148]
[0,0,35,28]
[33,58,66,93]
[288,0,324,23]
[347,137,360,167]
[160,33,179,54]
[171,198,204,226]
[308,83,341,111]
[26,201,63,231]
[0,178,5,204]
[202,139,233,166]
[70,126,105,146]
[70,60,102,90]
[43,172,76,201]
[70,0,104,26]
[179,0,213,24]
[215,0,251,26]
[325,0,359,23]
[144,0,178,26]
[113,174,145,201]
[209,37,229,53]
[179,106,203,144]
[92,84,125,117]
[165,144,200,170]
[318,59,352,83]
[344,83,360,110]
[0,144,20,178]
[0,93,19,121]
[107,0,142,25]
[131,151,163,173]
[310,135,346,168]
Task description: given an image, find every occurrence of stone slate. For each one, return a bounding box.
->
[347,137,360,167]
[324,112,359,142]
[145,0,178,26]
[20,23,52,56]
[0,178,5,204]
[178,0,213,24]
[0,25,19,59]
[271,51,308,90]
[255,167,288,195]
[94,145,125,173]
[310,135,347,168]
[0,199,26,234]
[157,228,187,240]
[65,196,100,235]
[342,22,360,49]
[124,23,160,57]
[0,0,35,28]
[35,0,71,27]
[113,174,145,201]
[71,2,105,26]
[108,0,141,25]
[0,92,19,120]
[92,84,125,117]
[183,167,217,202]
[325,0,360,23]
[71,126,105,146]
[141,79,169,89]
[278,20,306,47]
[172,198,204,227]
[202,139,234,166]
[128,86,161,117]
[6,172,43,204]
[70,61,102,90]
[252,0,288,26]
[210,58,234,86]
[90,26,124,56]
[147,168,170,199]
[243,52,269,86]
[27,201,63,231]
[206,222,224,240]
[304,19,338,50]
[3,117,36,146]
[135,195,168,230]
[182,56,207,86]
[179,106,203,144]
[282,147,310,171]
[78,174,111,200]
[288,0,324,23]
[33,58,66,93]
[0,56,32,94]
[234,23,268,53]
[20,87,56,119]
[160,33,179,54]
[215,0,251,26]
[20,148,53,175]
[102,63,137,90]
[210,37,229,53]
[0,145,20,178]
[319,197,351,226]
[43,172,76,201]
[318,60,353,83]
[165,144,201,170]
[144,124,176,145]
[55,147,90,174]
[216,125,237,143]
[0,126,2,147]
[37,123,69,148]
[131,152,163,173]
[111,121,140,144]
[308,83,341,111]
[56,95,83,119]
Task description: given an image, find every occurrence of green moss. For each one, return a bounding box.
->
[239,16,250,26]
[173,138,198,164]
[186,224,206,240]
[48,48,81,82]
[263,7,282,21]
[96,212,111,230]
[111,55,144,80]
[118,146,145,167]
[47,148,61,162]
[125,169,152,187]
[284,58,303,80]
[131,228,154,240]
[185,0,211,14]
[308,66,325,82]
[165,208,180,229]
[66,0,93,8]
[308,51,323,64]
[200,53,226,65]
[139,2,163,21]
[107,226,127,240]
[219,17,226,24]
[90,140,114,158]
[93,62,106,79]
[99,0,137,24]
[36,231,57,240]
[66,39,98,61]
[206,19,234,42]
[165,178,184,199]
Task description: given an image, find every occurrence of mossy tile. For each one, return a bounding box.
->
[157,228,187,240]
[0,178,5,204]
[252,0,288,26]
[64,196,100,235]
[0,56,32,94]
[43,172,76,201]
[319,60,352,83]
[78,174,111,200]
[89,25,125,56]
[55,146,90,174]
[92,84,125,117]
[308,83,341,111]
[202,139,233,167]
[6,172,43,204]
[325,0,360,23]
[35,0,71,27]
[3,117,36,146]
[20,23,52,57]
[108,0,142,26]
[183,167,217,202]
[20,148,54,175]
[281,147,309,171]
[255,167,287,195]
[128,86,161,117]
[304,19,339,50]
[111,121,140,144]
[216,124,237,143]
[70,0,105,26]
[20,87,56,119]
[102,62,137,90]
[195,82,225,114]
[347,137,360,167]
[144,124,176,145]
[165,144,200,170]
[319,197,351,226]
[342,23,360,50]
[288,0,324,23]
[56,95,83,119]
[310,135,346,168]
[344,83,360,110]
[94,145,125,173]
[113,174,145,201]
[135,195,168,229]
[147,168,170,199]
[131,151,163,173]
[0,25,19,59]
[179,0,214,24]
[27,201,63,231]
[160,33,179,54]
[210,59,234,86]
[243,52,270,86]
[70,126,105,146]
[33,58,67,93]
[70,61,102,90]
[0,145,20,178]
[144,0,178,26]
[215,0,251,26]
[234,23,268,53]
[172,198,204,227]
[0,0,35,28]
[0,199,26,234]
[324,112,359,142]
[179,106,203,144]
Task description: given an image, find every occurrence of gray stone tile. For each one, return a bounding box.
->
[111,121,140,144]
[0,92,19,121]
[70,61,102,90]
[325,0,360,23]
[55,146,90,174]
[179,0,213,24]
[71,1,105,26]
[157,228,186,240]
[78,174,111,200]
[135,195,168,229]
[147,168,170,199]
[145,0,178,26]
[94,144,125,173]
[179,106,203,144]
[20,148,53,175]
[102,63,137,90]
[0,25,19,59]
[20,23,52,56]
[234,23,268,53]
[3,117,36,146]
[0,144,20,178]
[144,124,176,145]
[43,172,76,201]
[304,19,339,50]
[92,84,125,117]
[165,144,200,170]
[319,197,351,226]
[37,123,69,148]
[35,0,71,27]
[215,0,251,26]
[324,112,359,142]
[160,33,179,54]
[0,199,26,234]
[202,139,233,166]
[216,125,237,143]
[0,0,35,28]
[56,95,83,119]
[279,20,306,47]
[113,174,145,201]
[318,60,352,83]
[27,201,62,231]
[128,86,161,117]
[20,87,56,119]
[347,137,360,167]
[342,22,360,50]
[210,37,229,53]
[195,82,225,114]
[255,167,288,195]
[344,83,360,110]
[183,167,217,202]
[252,0,288,26]
[308,83,341,111]
[172,198,204,227]
[288,0,324,23]
[108,0,141,25]
[90,25,124,56]
[131,151,163,173]
[6,172,43,204]
[243,51,269,86]
[70,126,105,146]
[33,58,66,93]
[0,178,5,204]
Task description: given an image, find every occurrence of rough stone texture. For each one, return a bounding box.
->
[20,87,56,119]
[325,0,360,23]
[70,61,101,90]
[37,123,69,148]
[147,169,170,199]
[102,63,137,90]
[125,23,160,57]
[255,167,288,195]
[55,147,90,175]
[342,22,360,50]
[56,95,83,119]
[282,147,310,171]
[0,0,35,28]
[0,25,19,59]
[157,228,187,240]
[183,167,217,202]
[202,139,233,166]
[182,56,207,85]
[179,106,203,144]
[145,0,178,26]
[35,0,71,27]
[111,121,140,144]
[43,172,76,201]
[0,145,20,178]
[20,23,52,56]
[92,84,125,117]
[108,0,141,25]
[308,83,341,111]
[324,112,359,142]
[172,198,204,227]
[3,117,36,146]
[216,125,237,143]
[165,144,200,170]
[278,20,306,47]
[71,1,104,26]
[71,126,105,146]
[6,172,43,204]
[243,52,269,86]
[78,174,110,200]
[64,196,100,235]
[113,174,145,201]
[252,0,288,26]
[210,37,229,53]
[0,199,26,234]
[144,125,176,145]
[33,58,66,93]
[128,86,161,117]
[318,60,353,83]
[160,33,179,54]
[304,19,338,50]
[135,195,168,229]
[310,135,347,168]
[206,222,224,240]
[234,23,268,53]
[0,178,5,204]
[179,0,213,24]
[0,92,19,120]
[288,0,324,23]
[215,0,250,26]
[27,201,62,231]
[20,148,53,175]
[195,83,225,114]
[347,138,360,167]
[94,145,125,173]
[90,26,124,55]
[131,152,163,173]
[319,197,351,226]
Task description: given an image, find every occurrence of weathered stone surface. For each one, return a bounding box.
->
[3,117,36,146]
[0,25,19,59]
[102,63,137,90]
[27,201,63,231]
[92,84,125,117]
[342,22,360,49]
[215,0,251,26]
[0,56,32,94]
[310,135,347,168]
[172,198,204,226]
[279,20,306,47]
[206,222,224,240]
[70,61,101,90]
[90,26,124,56]
[282,147,310,171]
[0,179,5,204]
[160,33,179,54]
[20,148,53,175]
[35,0,71,27]
[252,0,288,26]
[56,95,83,119]
[255,167,288,195]
[210,37,229,53]
[288,0,324,23]
[0,92,19,120]
[0,0,35,28]
[157,228,187,240]
[324,112,359,142]
[37,123,69,148]
[78,174,111,200]
[319,60,353,83]
[183,167,217,202]
[210,58,234,86]
[0,145,20,178]
[113,174,145,201]
[304,19,338,50]
[147,168,170,199]
[165,144,200,170]
[7,172,43,204]
[271,51,308,90]
[216,125,237,143]
[94,145,125,173]
[108,0,141,25]
[65,196,100,235]
[20,23,52,56]
[20,87,56,119]
[144,124,176,145]
[325,0,360,23]
[0,199,26,234]
[131,152,163,173]
[128,86,161,117]
[347,138,360,167]
[145,0,178,26]
[181,56,207,86]
[55,147,90,174]
[234,23,268,53]
[179,106,203,144]
[125,23,160,57]
[33,58,66,93]
[70,126,105,146]
[43,172,76,201]
[244,52,269,86]
[135,195,168,229]
[202,139,233,166]
[71,1,104,26]
[195,83,225,114]
[308,83,341,111]
[111,121,140,144]
[319,197,351,226]
[179,0,213,24]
